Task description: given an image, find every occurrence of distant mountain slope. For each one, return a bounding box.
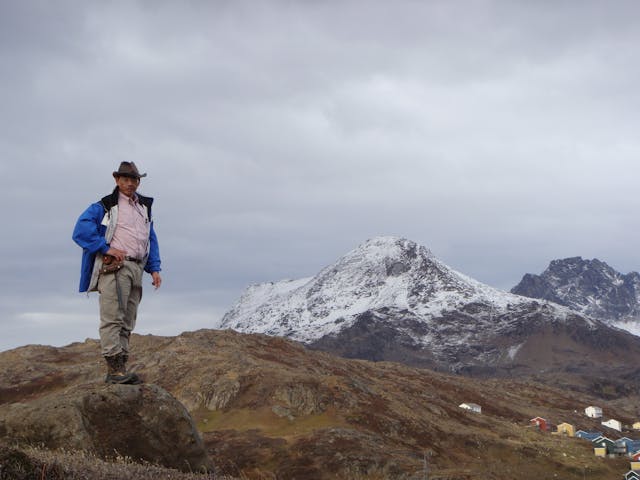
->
[511,257,640,329]
[220,237,640,376]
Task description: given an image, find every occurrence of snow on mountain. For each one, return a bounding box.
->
[221,236,579,345]
[221,238,640,375]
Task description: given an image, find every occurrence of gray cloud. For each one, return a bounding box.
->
[2,0,640,351]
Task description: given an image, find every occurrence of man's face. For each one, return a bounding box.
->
[115,175,140,197]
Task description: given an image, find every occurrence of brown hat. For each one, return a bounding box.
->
[113,161,147,179]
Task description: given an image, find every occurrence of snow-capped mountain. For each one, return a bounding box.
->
[221,237,640,375]
[511,257,640,334]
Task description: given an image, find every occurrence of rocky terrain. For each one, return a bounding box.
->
[511,256,640,329]
[1,329,638,479]
[0,383,211,472]
[220,237,640,382]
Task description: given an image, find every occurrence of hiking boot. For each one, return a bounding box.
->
[104,354,138,384]
[121,354,143,385]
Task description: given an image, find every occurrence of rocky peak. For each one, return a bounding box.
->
[511,257,640,322]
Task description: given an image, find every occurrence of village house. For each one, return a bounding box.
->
[625,470,640,480]
[576,430,603,441]
[530,417,550,431]
[459,402,482,414]
[585,405,603,418]
[634,422,640,430]
[631,461,640,471]
[555,422,575,437]
[602,418,622,432]
[614,438,632,455]
[628,440,640,454]
[631,451,640,462]
[628,443,640,454]
[592,436,616,455]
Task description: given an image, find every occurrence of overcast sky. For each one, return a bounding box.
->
[2,0,639,352]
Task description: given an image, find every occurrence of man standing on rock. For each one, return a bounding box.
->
[73,162,162,384]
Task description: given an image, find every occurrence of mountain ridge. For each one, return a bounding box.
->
[511,256,640,330]
[220,236,640,377]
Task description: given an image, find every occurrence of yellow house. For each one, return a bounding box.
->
[556,422,575,437]
[633,422,640,430]
[594,447,607,457]
[631,461,640,470]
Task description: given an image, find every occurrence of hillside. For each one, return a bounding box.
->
[1,329,637,479]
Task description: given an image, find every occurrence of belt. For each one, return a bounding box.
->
[125,256,144,263]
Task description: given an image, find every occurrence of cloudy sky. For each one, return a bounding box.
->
[2,0,639,352]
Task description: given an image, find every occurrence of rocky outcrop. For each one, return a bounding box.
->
[511,256,640,322]
[0,383,212,473]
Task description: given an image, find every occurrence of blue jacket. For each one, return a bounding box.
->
[72,187,161,292]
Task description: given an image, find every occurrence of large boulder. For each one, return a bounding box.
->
[0,383,212,472]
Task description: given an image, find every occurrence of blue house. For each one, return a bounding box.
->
[624,439,640,455]
[576,430,603,441]
[614,438,632,455]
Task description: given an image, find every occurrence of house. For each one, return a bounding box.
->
[602,419,622,432]
[585,406,603,418]
[628,441,640,455]
[634,422,640,430]
[614,438,632,455]
[631,461,640,471]
[530,417,550,431]
[615,437,640,454]
[625,471,640,480]
[631,451,640,462]
[591,436,616,454]
[555,422,575,437]
[576,430,603,441]
[459,403,482,414]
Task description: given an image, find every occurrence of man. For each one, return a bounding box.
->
[73,162,162,384]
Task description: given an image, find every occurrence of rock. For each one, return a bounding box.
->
[0,383,212,473]
[511,256,640,322]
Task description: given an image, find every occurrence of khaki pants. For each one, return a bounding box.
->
[98,260,144,357]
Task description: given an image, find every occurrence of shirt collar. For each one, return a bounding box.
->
[118,191,139,204]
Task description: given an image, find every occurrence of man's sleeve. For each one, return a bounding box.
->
[72,203,109,255]
[145,222,161,273]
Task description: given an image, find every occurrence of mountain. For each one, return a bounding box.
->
[511,257,640,332]
[1,329,637,479]
[220,237,640,379]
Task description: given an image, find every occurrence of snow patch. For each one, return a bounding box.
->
[508,343,523,360]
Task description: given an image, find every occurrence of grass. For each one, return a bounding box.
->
[0,442,240,480]
[196,406,349,439]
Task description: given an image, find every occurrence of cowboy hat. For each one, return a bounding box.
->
[113,161,147,179]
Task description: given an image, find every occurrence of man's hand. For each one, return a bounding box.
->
[151,272,162,290]
[105,247,126,262]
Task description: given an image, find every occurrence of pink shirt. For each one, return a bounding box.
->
[110,192,149,259]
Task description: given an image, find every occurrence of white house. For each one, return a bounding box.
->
[601,419,622,432]
[459,402,482,414]
[585,406,603,418]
